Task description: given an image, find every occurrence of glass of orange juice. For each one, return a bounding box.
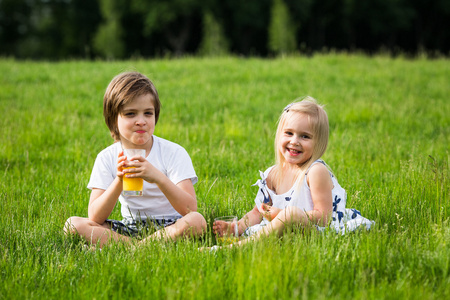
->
[122,149,146,196]
[214,216,239,245]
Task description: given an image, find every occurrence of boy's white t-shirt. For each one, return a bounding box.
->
[87,135,198,220]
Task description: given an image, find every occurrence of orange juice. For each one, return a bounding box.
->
[214,216,238,245]
[123,167,143,196]
[217,236,239,245]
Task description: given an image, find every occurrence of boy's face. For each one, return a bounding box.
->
[117,93,156,149]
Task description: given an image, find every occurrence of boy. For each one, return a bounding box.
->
[65,72,206,248]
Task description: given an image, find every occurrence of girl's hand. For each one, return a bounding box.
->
[213,220,234,237]
[260,203,282,222]
[121,154,163,184]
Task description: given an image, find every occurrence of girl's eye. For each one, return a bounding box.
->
[284,131,293,136]
[302,135,311,139]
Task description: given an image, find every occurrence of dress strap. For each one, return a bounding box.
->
[305,159,326,175]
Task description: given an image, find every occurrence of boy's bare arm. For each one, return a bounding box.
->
[123,155,197,216]
[88,177,123,224]
[156,177,197,215]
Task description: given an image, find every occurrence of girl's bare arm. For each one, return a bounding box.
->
[237,206,263,235]
[305,163,334,226]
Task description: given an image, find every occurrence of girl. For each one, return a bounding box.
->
[64,72,206,249]
[213,97,373,247]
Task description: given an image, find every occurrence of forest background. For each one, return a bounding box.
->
[1,0,450,60]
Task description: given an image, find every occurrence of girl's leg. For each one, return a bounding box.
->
[145,211,207,242]
[264,206,307,235]
[64,216,131,248]
[238,206,307,245]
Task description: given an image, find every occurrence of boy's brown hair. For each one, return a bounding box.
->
[103,72,161,141]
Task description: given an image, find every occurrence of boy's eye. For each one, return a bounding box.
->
[124,112,135,117]
[145,111,154,116]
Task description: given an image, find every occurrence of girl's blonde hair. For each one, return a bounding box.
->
[103,72,161,142]
[270,96,329,190]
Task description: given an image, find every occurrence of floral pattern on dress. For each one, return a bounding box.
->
[253,171,273,205]
[251,166,375,235]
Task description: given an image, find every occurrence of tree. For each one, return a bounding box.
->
[268,0,297,55]
[131,0,202,56]
[0,0,34,56]
[198,10,229,57]
[0,0,100,59]
[93,0,125,59]
[219,0,271,56]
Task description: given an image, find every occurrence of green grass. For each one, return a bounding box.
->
[0,54,449,299]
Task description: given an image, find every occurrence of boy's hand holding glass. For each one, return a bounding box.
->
[122,149,146,196]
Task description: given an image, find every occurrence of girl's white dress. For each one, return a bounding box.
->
[245,160,375,236]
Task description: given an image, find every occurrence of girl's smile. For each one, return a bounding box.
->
[279,113,314,166]
[287,148,301,156]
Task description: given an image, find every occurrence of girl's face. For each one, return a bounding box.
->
[278,113,315,167]
[117,93,156,150]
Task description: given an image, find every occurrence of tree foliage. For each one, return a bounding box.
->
[131,0,203,56]
[198,10,229,57]
[268,0,297,55]
[93,0,125,59]
[0,0,449,59]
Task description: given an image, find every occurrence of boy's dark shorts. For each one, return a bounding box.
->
[105,217,179,239]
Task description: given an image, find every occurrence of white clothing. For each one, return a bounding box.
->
[247,160,374,235]
[87,135,197,220]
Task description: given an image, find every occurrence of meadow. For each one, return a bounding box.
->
[0,54,449,299]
